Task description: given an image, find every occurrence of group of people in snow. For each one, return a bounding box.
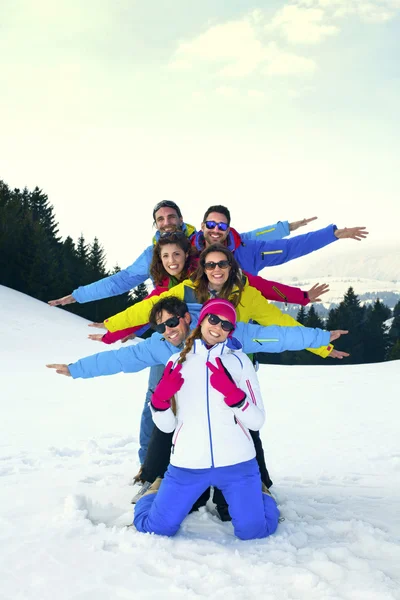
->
[47,201,368,540]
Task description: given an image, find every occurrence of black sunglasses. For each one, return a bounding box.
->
[159,230,186,239]
[204,260,230,271]
[204,220,229,232]
[207,313,235,332]
[153,315,181,334]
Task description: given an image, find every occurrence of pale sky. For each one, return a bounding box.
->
[1,0,399,270]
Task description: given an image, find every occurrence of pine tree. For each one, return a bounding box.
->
[88,237,107,280]
[296,306,306,324]
[29,187,60,244]
[387,340,400,361]
[326,287,365,363]
[363,299,391,363]
[304,305,324,328]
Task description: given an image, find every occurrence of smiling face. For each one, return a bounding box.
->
[155,309,191,346]
[160,243,187,279]
[203,250,231,292]
[154,207,183,234]
[201,313,231,346]
[201,211,230,246]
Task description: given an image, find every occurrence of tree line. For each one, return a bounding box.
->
[1,179,399,363]
[0,179,146,322]
[257,289,400,365]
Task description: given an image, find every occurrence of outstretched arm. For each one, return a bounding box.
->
[103,283,186,333]
[250,224,369,274]
[245,273,329,306]
[48,246,153,306]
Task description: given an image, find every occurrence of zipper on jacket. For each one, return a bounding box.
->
[171,423,183,455]
[272,285,288,308]
[234,415,252,441]
[255,227,275,236]
[261,250,283,260]
[206,351,215,468]
[252,338,279,344]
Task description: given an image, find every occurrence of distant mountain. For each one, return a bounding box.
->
[264,241,399,283]
[262,241,400,319]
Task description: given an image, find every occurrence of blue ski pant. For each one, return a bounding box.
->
[134,458,280,540]
[138,364,165,464]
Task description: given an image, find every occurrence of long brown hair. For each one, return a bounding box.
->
[178,325,202,364]
[150,233,198,286]
[191,244,244,306]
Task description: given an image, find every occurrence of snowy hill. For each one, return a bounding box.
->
[265,240,400,283]
[1,284,400,599]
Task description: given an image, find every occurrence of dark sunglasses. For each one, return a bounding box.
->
[204,260,230,271]
[159,230,186,239]
[204,220,229,232]
[153,315,181,334]
[207,313,235,332]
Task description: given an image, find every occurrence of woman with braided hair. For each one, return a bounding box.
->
[133,297,280,540]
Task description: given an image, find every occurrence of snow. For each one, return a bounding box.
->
[1,284,400,600]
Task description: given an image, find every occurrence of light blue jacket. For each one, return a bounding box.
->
[72,220,290,303]
[68,321,330,379]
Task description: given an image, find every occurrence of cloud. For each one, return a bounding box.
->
[267,5,339,44]
[296,0,400,23]
[169,15,317,79]
[263,42,317,75]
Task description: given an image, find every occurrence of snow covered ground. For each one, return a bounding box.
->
[1,284,400,600]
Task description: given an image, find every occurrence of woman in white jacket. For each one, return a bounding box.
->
[133,298,280,540]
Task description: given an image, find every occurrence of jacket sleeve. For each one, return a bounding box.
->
[249,224,338,273]
[101,285,169,344]
[245,273,309,306]
[243,287,333,358]
[234,322,331,353]
[72,246,153,303]
[231,354,265,431]
[103,283,186,332]
[150,406,177,433]
[68,336,171,379]
[240,221,290,242]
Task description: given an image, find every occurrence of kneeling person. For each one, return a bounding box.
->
[134,298,279,540]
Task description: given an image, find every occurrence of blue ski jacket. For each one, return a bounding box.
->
[72,220,290,303]
[68,321,330,379]
[192,224,338,276]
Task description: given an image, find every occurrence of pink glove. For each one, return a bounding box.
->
[151,361,184,411]
[206,358,246,407]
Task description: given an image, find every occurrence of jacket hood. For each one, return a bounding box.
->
[192,227,243,254]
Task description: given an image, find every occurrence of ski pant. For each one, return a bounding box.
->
[134,458,280,540]
[138,364,164,464]
[141,426,273,489]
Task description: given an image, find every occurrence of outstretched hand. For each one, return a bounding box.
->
[88,333,104,342]
[307,283,329,303]
[46,363,71,376]
[88,322,106,329]
[334,226,369,241]
[329,330,349,342]
[289,216,318,232]
[48,294,76,307]
[327,349,350,360]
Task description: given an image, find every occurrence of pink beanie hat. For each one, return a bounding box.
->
[198,298,237,329]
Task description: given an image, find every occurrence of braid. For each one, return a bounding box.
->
[178,325,202,364]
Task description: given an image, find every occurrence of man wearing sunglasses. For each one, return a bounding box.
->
[193,205,369,276]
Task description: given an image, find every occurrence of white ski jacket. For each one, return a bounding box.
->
[151,338,265,469]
